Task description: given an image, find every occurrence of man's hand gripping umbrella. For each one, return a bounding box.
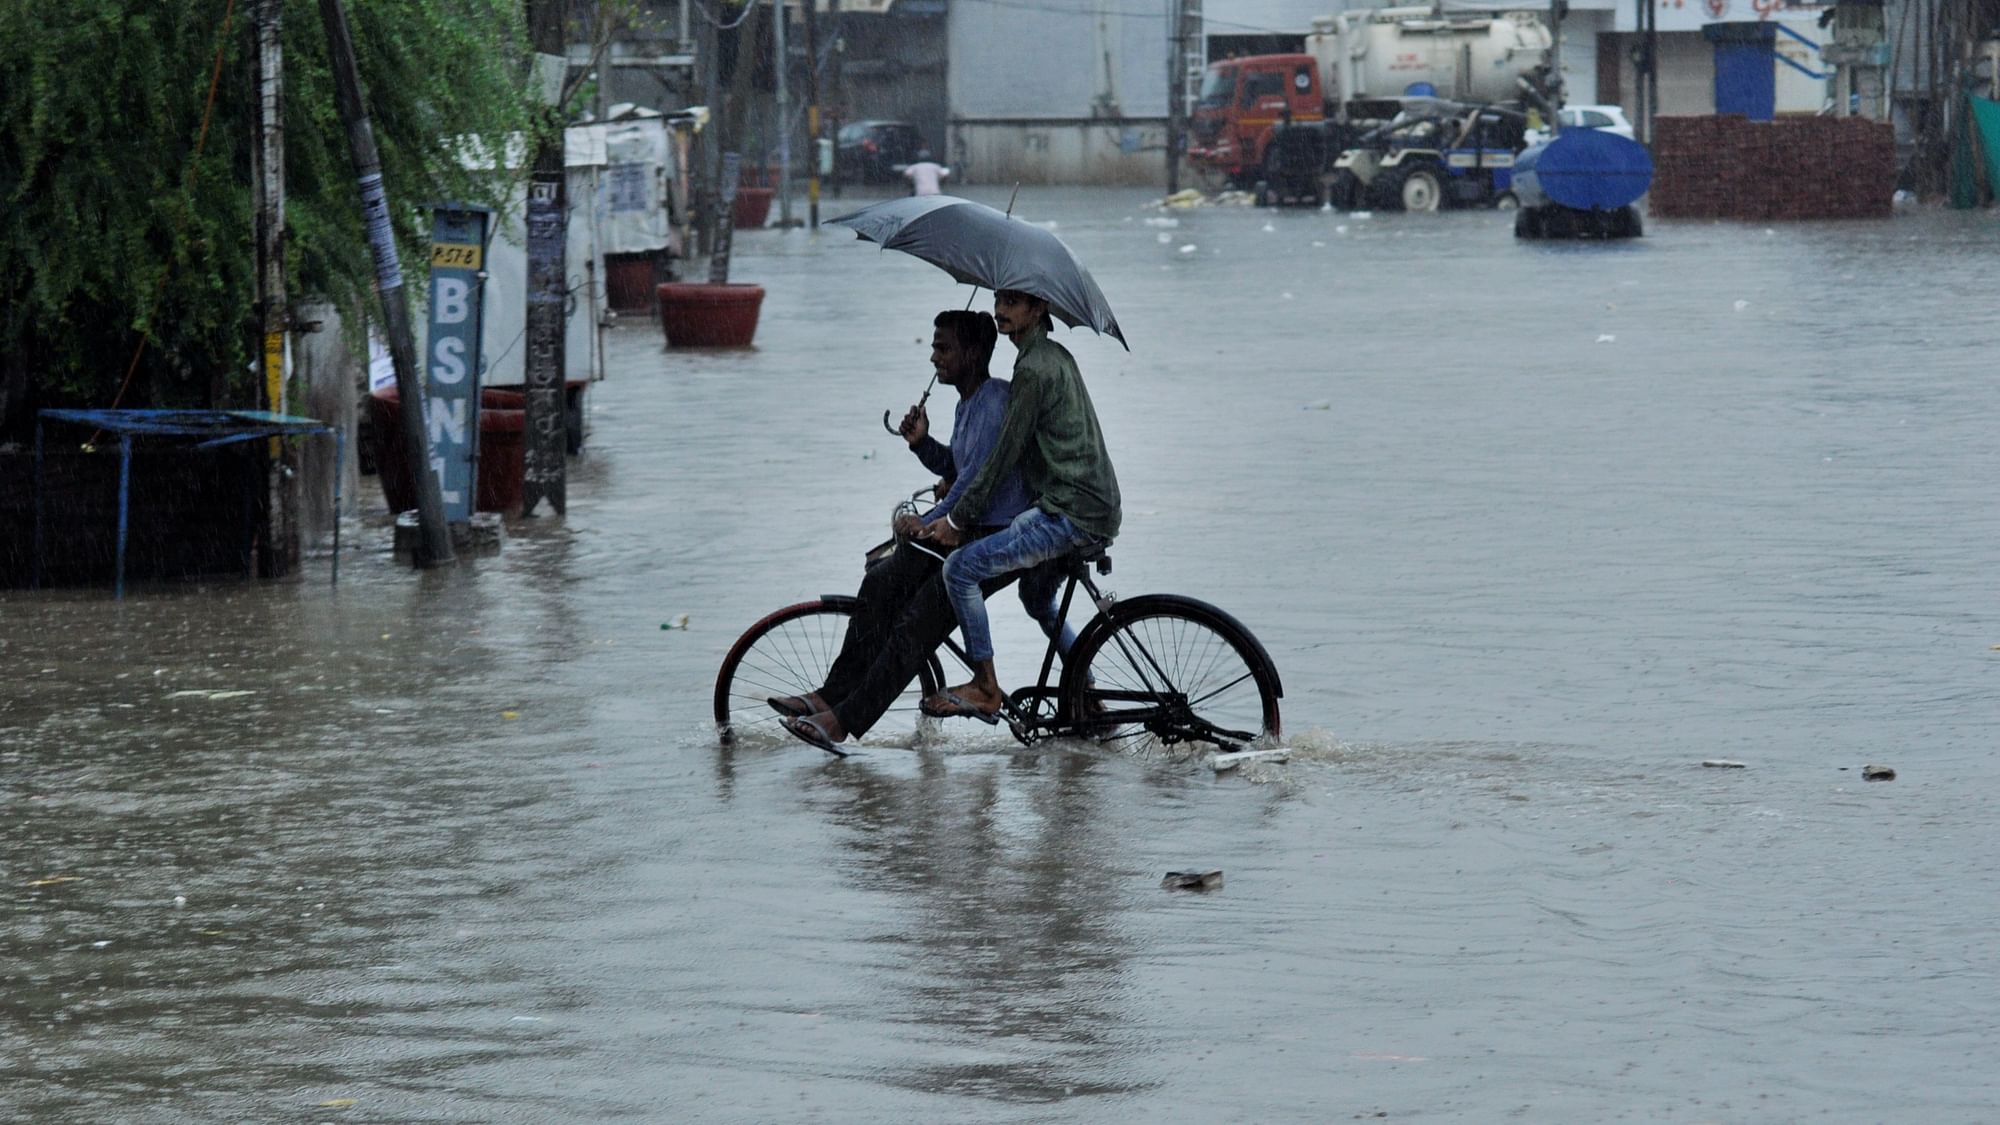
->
[823,187,1127,437]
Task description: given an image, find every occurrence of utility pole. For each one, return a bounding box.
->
[253,0,290,573]
[1547,0,1564,109]
[522,0,568,516]
[697,0,721,252]
[803,0,821,225]
[1166,0,1200,193]
[828,0,843,197]
[316,0,454,566]
[774,0,793,226]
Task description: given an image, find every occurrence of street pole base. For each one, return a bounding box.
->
[394,510,503,565]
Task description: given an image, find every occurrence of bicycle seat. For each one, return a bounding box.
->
[1071,543,1111,574]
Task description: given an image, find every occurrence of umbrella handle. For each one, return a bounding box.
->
[882,383,936,438]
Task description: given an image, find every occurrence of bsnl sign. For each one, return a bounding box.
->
[424,206,491,522]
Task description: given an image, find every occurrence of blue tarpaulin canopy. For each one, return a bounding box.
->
[33,409,343,598]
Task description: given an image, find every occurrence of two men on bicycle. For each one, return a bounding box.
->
[772,309,1074,753]
[917,289,1122,722]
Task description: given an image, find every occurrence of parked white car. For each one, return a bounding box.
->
[1524,104,1638,146]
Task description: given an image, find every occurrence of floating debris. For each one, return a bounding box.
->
[1701,759,1747,769]
[1162,870,1224,891]
[1861,764,1896,782]
[661,614,691,630]
[1212,748,1290,771]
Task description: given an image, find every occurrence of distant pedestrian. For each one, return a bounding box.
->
[902,150,950,196]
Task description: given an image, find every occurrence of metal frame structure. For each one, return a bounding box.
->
[32,409,343,598]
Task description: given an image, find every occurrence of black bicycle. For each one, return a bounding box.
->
[714,543,1284,754]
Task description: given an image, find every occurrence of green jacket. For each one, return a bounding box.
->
[945,323,1122,540]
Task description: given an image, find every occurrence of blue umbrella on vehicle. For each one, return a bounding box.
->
[826,193,1128,433]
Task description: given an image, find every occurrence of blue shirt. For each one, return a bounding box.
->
[910,378,1033,529]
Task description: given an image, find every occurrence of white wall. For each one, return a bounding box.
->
[948,0,1170,120]
[951,120,1170,185]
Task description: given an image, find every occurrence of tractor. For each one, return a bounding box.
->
[1321,99,1530,212]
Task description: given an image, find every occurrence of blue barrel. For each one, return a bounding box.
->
[1511,128,1653,211]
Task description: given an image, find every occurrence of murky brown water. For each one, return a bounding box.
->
[6,191,2000,1121]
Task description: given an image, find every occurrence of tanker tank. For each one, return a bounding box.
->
[1510,127,1654,239]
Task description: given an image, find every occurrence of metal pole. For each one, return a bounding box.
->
[775,0,793,226]
[116,435,131,600]
[316,0,454,566]
[1166,0,1181,194]
[31,417,44,590]
[1547,0,1563,109]
[1644,0,1658,145]
[804,0,821,225]
[332,428,343,586]
[828,0,843,197]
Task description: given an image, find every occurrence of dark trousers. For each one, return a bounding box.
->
[821,539,1017,738]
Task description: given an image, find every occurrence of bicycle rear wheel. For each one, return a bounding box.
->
[1061,594,1282,751]
[714,597,945,744]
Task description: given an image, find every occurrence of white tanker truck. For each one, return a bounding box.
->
[1308,7,1554,117]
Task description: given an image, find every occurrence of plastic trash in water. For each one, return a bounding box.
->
[1162,870,1224,890]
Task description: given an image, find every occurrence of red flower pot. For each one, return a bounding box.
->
[732,187,774,228]
[603,252,661,313]
[366,386,527,515]
[656,282,764,347]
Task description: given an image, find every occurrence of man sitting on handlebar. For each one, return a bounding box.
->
[772,309,1074,754]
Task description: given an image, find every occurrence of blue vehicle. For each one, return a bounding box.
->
[1510,126,1654,239]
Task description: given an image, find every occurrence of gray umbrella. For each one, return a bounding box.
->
[826,195,1127,349]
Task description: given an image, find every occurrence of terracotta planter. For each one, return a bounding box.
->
[603,252,661,313]
[366,386,526,515]
[656,282,764,348]
[732,187,774,229]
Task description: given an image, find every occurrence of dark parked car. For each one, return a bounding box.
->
[837,120,923,184]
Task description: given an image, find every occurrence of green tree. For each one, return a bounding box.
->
[0,0,540,432]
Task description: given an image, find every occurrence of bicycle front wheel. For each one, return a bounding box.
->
[713,598,945,744]
[1061,595,1282,751]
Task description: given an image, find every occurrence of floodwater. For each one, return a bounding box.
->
[6,191,2000,1122]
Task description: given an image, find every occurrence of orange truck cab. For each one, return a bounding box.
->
[1187,54,1326,187]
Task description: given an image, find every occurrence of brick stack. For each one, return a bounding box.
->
[1649,115,1896,220]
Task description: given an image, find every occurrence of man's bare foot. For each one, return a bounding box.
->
[766,692,827,719]
[805,709,849,741]
[947,681,1005,712]
[919,681,1004,721]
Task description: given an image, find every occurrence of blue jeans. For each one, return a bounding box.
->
[943,508,1103,663]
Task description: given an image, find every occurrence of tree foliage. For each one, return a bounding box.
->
[0,0,540,427]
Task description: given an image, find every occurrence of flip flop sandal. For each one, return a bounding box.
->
[780,715,850,757]
[766,695,814,720]
[919,690,1002,725]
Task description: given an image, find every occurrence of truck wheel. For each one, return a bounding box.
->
[1326,170,1361,210]
[1379,164,1447,213]
[1514,207,1543,240]
[1615,206,1644,238]
[1494,191,1519,211]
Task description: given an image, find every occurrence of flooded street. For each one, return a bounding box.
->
[7,190,2000,1121]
